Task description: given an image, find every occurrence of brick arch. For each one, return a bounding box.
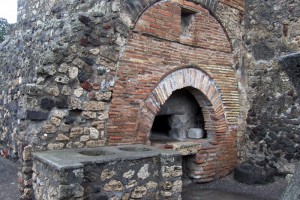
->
[136,67,227,143]
[121,0,219,26]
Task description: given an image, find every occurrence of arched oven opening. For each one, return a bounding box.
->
[150,88,207,145]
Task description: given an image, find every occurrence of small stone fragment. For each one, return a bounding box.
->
[56,134,70,141]
[123,170,135,179]
[161,166,182,178]
[146,181,158,190]
[38,65,57,75]
[172,180,182,192]
[86,140,103,147]
[46,86,60,96]
[43,124,57,134]
[58,63,69,73]
[126,180,137,189]
[22,145,32,161]
[80,135,89,142]
[70,96,82,110]
[89,127,99,139]
[74,88,84,97]
[62,85,72,95]
[55,75,70,84]
[89,48,100,55]
[72,58,86,68]
[56,96,69,109]
[83,101,105,111]
[40,98,55,110]
[101,169,116,181]
[23,84,44,96]
[162,181,173,190]
[81,81,93,92]
[78,14,92,26]
[137,164,150,180]
[69,67,79,79]
[59,123,71,133]
[131,186,147,198]
[94,92,112,101]
[70,127,83,137]
[50,117,61,126]
[82,111,96,119]
[47,143,64,150]
[52,110,66,119]
[103,180,123,191]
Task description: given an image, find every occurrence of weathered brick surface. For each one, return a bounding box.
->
[135,1,231,52]
[219,0,245,11]
[109,0,238,143]
[108,0,240,182]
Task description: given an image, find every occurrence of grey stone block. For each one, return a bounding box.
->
[187,128,204,139]
[26,110,49,121]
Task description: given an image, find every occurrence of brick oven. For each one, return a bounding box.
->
[108,0,240,182]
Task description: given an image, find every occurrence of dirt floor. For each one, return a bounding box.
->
[0,157,20,200]
[0,157,288,200]
[182,174,288,200]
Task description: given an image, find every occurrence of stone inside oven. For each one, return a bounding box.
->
[150,88,207,144]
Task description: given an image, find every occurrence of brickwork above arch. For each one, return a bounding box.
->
[134,0,232,52]
[120,0,245,26]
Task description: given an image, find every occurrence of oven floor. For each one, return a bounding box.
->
[150,131,181,142]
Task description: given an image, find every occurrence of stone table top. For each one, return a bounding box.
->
[32,144,181,170]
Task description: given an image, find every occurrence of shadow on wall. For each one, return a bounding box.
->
[279,53,300,95]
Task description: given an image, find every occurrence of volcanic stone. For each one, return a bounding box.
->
[40,98,55,110]
[26,111,49,121]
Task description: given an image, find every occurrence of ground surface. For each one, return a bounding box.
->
[182,174,288,200]
[0,157,287,200]
[0,157,20,200]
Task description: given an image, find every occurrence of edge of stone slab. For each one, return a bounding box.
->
[280,162,300,200]
[32,145,181,170]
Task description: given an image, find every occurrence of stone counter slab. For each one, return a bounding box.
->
[32,145,183,200]
[32,144,180,170]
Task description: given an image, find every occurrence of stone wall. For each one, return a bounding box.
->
[0,0,245,199]
[245,0,300,174]
[33,161,84,199]
[0,33,23,158]
[82,156,182,200]
[32,147,182,200]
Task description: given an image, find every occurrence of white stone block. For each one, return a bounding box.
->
[187,128,204,139]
